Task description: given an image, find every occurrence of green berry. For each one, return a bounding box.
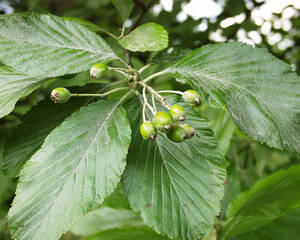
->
[183,90,201,105]
[51,88,71,104]
[166,125,187,142]
[170,105,185,121]
[90,63,108,79]
[140,122,157,140]
[152,112,173,132]
[181,123,195,139]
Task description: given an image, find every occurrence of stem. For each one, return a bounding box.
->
[143,86,155,114]
[142,70,167,83]
[151,93,157,113]
[118,57,133,69]
[71,87,129,98]
[120,24,126,38]
[158,90,184,95]
[139,81,171,110]
[138,64,151,74]
[99,28,119,40]
[109,67,128,77]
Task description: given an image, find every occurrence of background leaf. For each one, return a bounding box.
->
[8,99,131,240]
[229,209,300,240]
[85,226,170,240]
[220,164,300,239]
[71,207,143,236]
[166,42,300,154]
[149,47,191,65]
[119,23,169,52]
[0,66,43,118]
[0,13,118,78]
[122,98,226,240]
[112,0,134,22]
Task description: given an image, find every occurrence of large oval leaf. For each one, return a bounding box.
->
[166,42,300,154]
[119,23,169,52]
[8,100,131,240]
[0,13,118,77]
[122,99,226,240]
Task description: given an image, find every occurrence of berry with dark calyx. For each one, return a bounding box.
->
[140,122,157,140]
[170,105,185,121]
[183,90,201,105]
[181,123,195,139]
[50,88,71,104]
[166,125,187,142]
[90,63,108,79]
[152,112,173,132]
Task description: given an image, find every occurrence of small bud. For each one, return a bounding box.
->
[166,125,187,142]
[140,122,157,140]
[50,88,71,104]
[152,112,173,132]
[169,105,185,121]
[183,90,201,105]
[181,123,195,139]
[90,63,108,79]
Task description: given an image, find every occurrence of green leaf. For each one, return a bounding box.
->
[8,100,131,240]
[122,99,226,240]
[229,209,300,240]
[3,98,87,177]
[85,226,170,240]
[0,66,44,118]
[61,17,104,33]
[220,164,300,240]
[71,207,143,236]
[166,42,300,154]
[0,13,118,78]
[149,47,191,64]
[112,0,134,22]
[119,23,169,52]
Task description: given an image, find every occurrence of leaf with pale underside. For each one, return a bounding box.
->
[119,23,169,52]
[8,100,131,240]
[122,99,226,240]
[0,66,44,118]
[0,13,118,78]
[166,42,300,154]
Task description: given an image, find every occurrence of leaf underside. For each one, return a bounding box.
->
[8,100,131,240]
[166,42,300,154]
[122,98,226,240]
[119,22,169,52]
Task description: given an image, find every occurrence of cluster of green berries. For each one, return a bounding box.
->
[140,90,201,143]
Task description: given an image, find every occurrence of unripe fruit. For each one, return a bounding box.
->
[181,123,195,139]
[166,125,187,142]
[152,112,173,132]
[51,88,71,104]
[169,105,185,121]
[90,63,108,79]
[183,90,201,105]
[140,122,157,140]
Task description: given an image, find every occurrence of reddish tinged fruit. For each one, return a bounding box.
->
[50,88,71,104]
